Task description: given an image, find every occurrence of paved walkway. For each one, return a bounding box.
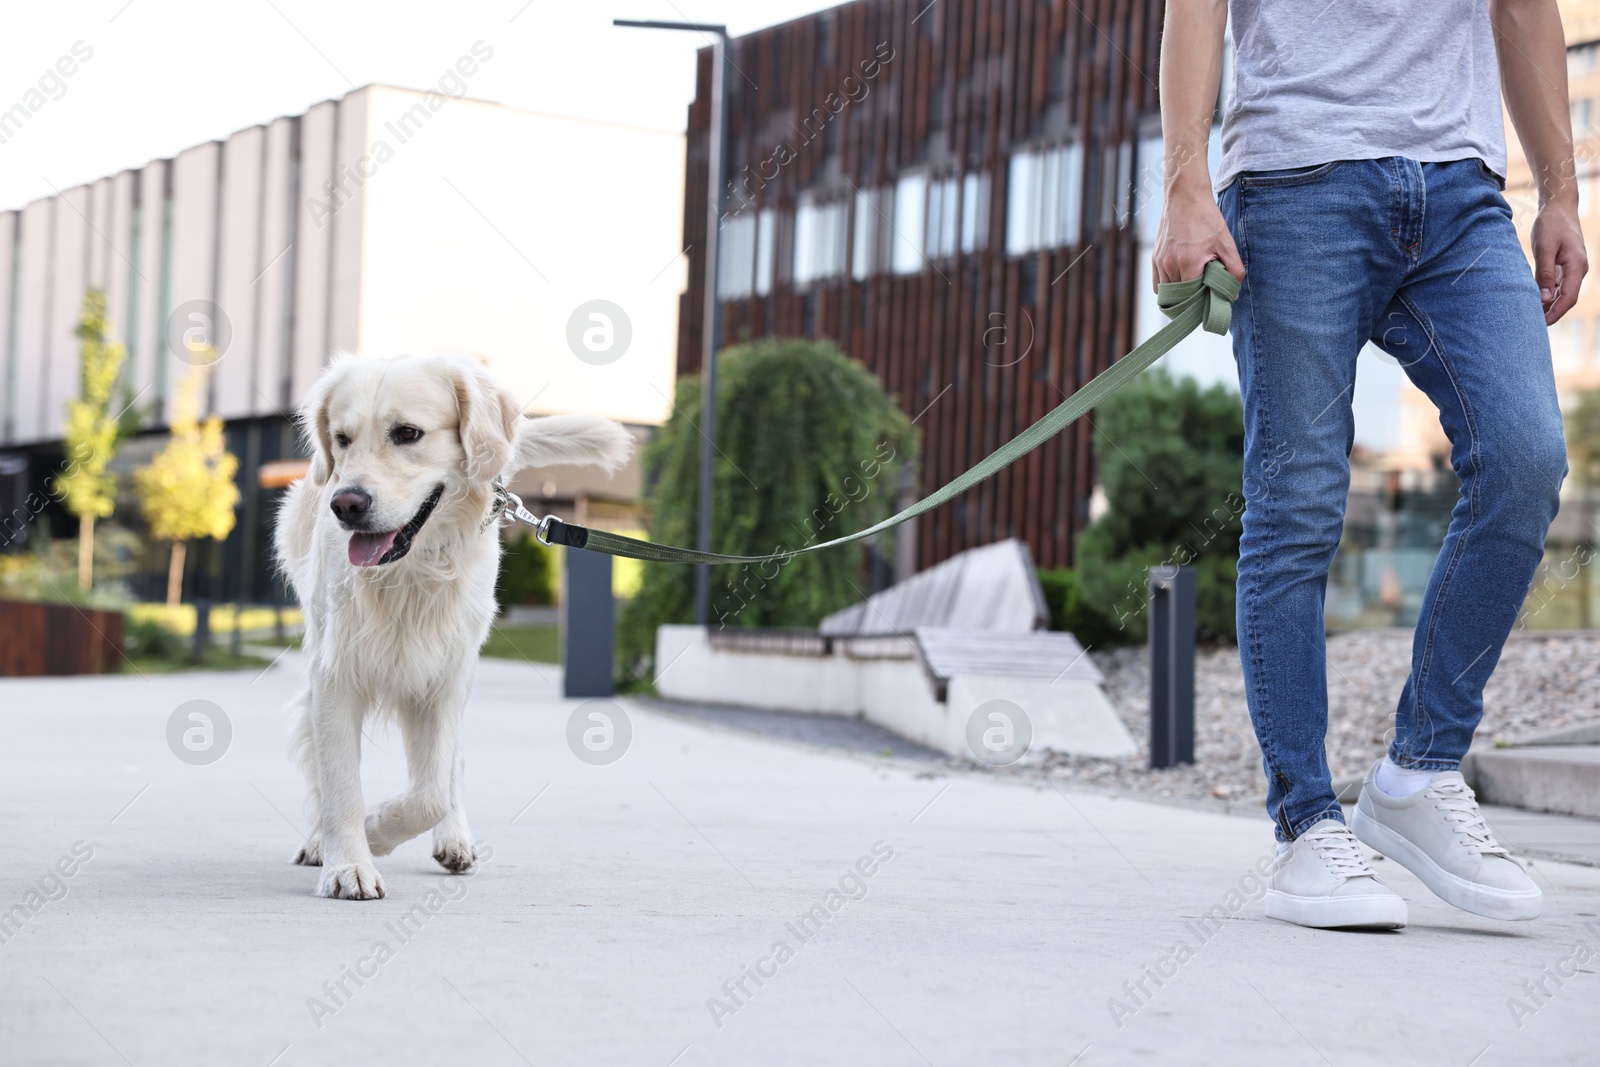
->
[2,653,1597,1066]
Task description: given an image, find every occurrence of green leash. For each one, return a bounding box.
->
[507,260,1238,565]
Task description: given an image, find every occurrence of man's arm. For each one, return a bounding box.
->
[1152,0,1243,290]
[1494,0,1587,324]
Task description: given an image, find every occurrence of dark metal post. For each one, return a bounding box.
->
[692,34,731,628]
[1148,565,1195,768]
[191,597,211,664]
[613,19,730,628]
[563,548,615,698]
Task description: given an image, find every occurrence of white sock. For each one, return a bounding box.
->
[1276,841,1292,857]
[1374,757,1433,798]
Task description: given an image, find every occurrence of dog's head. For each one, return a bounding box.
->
[299,354,633,568]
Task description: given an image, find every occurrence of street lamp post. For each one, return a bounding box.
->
[614,18,730,628]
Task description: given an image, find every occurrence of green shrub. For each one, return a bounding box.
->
[1075,369,1244,642]
[496,531,553,612]
[617,337,916,688]
[1037,568,1124,648]
[123,615,182,662]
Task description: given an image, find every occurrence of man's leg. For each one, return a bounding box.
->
[1222,160,1408,841]
[1353,157,1553,921]
[1376,159,1566,769]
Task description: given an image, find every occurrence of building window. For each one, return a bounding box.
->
[852,186,888,280]
[1550,317,1585,371]
[960,172,990,255]
[1005,142,1083,256]
[755,208,776,296]
[890,173,928,274]
[1572,41,1599,76]
[925,175,958,260]
[1104,141,1134,230]
[794,193,847,285]
[716,212,757,299]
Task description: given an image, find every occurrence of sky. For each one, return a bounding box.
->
[0,0,837,211]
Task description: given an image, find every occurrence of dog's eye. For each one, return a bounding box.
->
[334,433,351,449]
[390,425,424,445]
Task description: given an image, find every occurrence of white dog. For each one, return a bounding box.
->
[274,354,632,899]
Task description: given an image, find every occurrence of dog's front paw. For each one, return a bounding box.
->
[432,837,477,874]
[317,862,385,900]
[293,836,323,866]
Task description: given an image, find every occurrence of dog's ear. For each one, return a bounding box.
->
[298,363,341,486]
[508,414,634,475]
[451,360,522,484]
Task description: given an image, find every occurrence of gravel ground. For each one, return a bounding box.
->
[1026,629,1600,807]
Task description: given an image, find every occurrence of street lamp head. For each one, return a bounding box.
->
[612,18,728,37]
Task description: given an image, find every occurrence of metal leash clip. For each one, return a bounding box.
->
[499,488,556,545]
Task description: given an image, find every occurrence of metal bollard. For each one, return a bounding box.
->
[562,549,615,698]
[192,598,211,664]
[1148,565,1196,769]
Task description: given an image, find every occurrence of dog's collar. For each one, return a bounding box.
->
[482,479,512,532]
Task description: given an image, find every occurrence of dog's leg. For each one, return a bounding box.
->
[311,681,385,900]
[287,689,322,866]
[365,672,466,860]
[431,745,476,874]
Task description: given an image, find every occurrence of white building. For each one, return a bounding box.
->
[0,84,685,601]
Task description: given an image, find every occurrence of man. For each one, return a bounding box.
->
[1155,0,1584,928]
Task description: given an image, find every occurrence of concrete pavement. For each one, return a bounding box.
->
[2,652,1598,1066]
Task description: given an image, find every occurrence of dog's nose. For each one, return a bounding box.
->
[330,488,373,526]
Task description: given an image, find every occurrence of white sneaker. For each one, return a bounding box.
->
[1264,819,1407,929]
[1352,762,1540,921]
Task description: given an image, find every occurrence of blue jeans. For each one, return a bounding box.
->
[1219,157,1567,841]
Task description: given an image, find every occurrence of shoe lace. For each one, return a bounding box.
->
[1427,779,1510,857]
[1303,823,1376,879]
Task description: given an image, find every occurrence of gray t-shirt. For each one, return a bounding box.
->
[1216,0,1507,191]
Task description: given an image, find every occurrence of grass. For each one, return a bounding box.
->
[258,632,304,649]
[119,648,277,675]
[224,621,559,663]
[482,622,560,663]
[126,603,304,637]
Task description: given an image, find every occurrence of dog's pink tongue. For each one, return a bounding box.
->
[348,530,399,567]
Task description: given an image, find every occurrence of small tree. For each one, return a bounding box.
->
[1075,369,1245,641]
[54,290,127,590]
[134,366,240,606]
[617,338,916,685]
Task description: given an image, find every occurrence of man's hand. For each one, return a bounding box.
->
[1492,0,1585,323]
[1153,184,1245,290]
[1155,0,1237,291]
[1531,198,1587,324]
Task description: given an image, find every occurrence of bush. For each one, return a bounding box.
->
[0,523,140,607]
[1037,568,1123,648]
[496,531,553,613]
[617,337,916,687]
[123,614,182,662]
[1075,369,1244,642]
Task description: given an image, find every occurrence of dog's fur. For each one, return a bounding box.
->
[274,353,632,899]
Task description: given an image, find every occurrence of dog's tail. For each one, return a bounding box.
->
[509,414,634,475]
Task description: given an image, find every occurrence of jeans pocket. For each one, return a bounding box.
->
[1476,158,1507,191]
[1239,161,1342,188]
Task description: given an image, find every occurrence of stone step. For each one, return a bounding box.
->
[1466,746,1600,820]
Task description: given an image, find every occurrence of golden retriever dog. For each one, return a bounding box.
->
[274,354,632,899]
